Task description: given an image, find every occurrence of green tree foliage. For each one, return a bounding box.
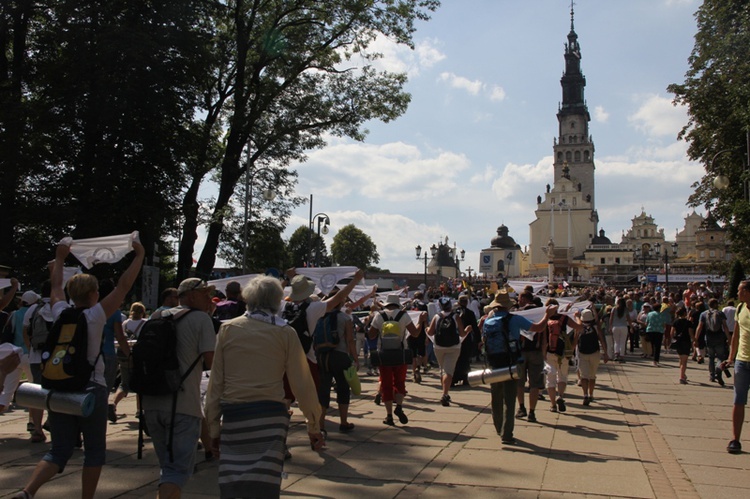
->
[1,1,215,285]
[668,0,750,268]
[729,260,745,300]
[331,224,379,270]
[286,225,329,268]
[218,218,290,274]
[0,0,439,288]
[185,0,440,279]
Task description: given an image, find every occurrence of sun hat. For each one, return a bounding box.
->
[177,278,216,296]
[383,295,402,308]
[289,275,316,301]
[488,289,514,309]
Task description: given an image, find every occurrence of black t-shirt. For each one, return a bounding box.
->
[672,317,693,344]
[577,324,600,355]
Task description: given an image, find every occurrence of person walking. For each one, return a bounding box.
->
[576,308,608,405]
[722,280,750,454]
[13,240,144,499]
[204,276,324,498]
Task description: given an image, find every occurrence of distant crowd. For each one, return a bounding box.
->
[2,244,749,499]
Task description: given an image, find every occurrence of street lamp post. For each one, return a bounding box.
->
[655,242,678,292]
[634,242,652,280]
[242,166,279,273]
[415,244,437,289]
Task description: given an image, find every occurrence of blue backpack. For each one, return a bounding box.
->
[313,311,340,353]
[482,313,517,356]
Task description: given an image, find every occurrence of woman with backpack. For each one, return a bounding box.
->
[13,239,145,499]
[576,308,608,406]
[426,296,466,407]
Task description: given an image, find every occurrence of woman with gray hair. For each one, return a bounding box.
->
[204,276,324,499]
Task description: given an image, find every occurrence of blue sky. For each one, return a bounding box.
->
[251,0,704,275]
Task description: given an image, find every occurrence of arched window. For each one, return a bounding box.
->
[584,150,590,161]
[566,151,572,162]
[557,152,563,162]
[574,151,581,162]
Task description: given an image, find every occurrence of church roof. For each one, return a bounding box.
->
[491,225,521,249]
[591,228,612,245]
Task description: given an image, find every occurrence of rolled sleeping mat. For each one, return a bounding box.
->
[467,365,519,387]
[14,382,95,417]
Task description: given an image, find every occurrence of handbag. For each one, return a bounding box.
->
[344,364,361,395]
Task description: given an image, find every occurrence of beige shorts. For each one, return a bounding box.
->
[578,352,601,380]
[434,345,461,376]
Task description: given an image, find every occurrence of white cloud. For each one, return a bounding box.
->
[490,85,507,102]
[438,73,507,103]
[439,72,483,95]
[297,139,472,202]
[628,94,688,138]
[365,35,445,77]
[594,106,610,123]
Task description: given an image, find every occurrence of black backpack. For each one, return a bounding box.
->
[283,301,312,352]
[41,307,97,391]
[312,310,340,354]
[29,303,53,351]
[434,312,460,347]
[130,310,201,396]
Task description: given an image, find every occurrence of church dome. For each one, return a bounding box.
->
[591,228,611,245]
[491,225,521,249]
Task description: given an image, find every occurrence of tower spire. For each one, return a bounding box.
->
[570,0,575,32]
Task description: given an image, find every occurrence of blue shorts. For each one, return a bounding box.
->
[44,383,108,471]
[734,361,750,406]
[144,410,201,488]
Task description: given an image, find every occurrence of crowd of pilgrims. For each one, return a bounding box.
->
[1,259,733,499]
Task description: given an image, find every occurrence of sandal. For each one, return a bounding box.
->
[30,432,46,443]
[11,490,32,499]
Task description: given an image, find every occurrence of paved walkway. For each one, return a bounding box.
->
[1,350,749,498]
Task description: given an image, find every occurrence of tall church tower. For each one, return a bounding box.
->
[529,4,599,278]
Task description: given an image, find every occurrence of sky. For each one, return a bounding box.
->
[245,0,706,275]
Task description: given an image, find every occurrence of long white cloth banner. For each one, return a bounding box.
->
[59,231,140,269]
[296,267,358,295]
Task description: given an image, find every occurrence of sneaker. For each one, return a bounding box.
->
[728,439,742,454]
[697,357,704,364]
[515,406,527,419]
[394,405,409,424]
[501,437,517,445]
[339,422,355,432]
[414,369,422,384]
[582,396,591,406]
[679,378,688,385]
[527,410,537,423]
[717,377,725,387]
[383,415,395,426]
[441,394,450,407]
[108,404,117,424]
[374,392,382,406]
[556,398,566,413]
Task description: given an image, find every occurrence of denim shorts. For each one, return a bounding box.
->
[144,409,201,488]
[43,383,108,471]
[734,361,750,406]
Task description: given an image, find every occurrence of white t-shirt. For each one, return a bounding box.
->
[50,301,107,387]
[23,299,53,364]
